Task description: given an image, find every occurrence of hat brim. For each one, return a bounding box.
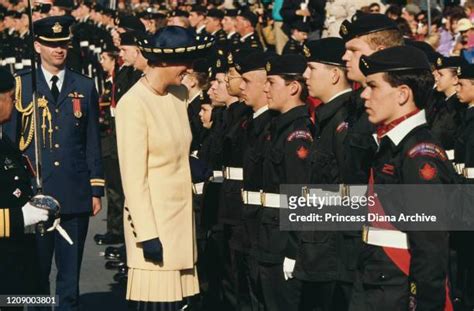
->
[140,41,214,63]
[37,36,71,43]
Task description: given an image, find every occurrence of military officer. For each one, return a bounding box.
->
[349,46,456,311]
[4,16,104,311]
[236,8,263,52]
[297,37,355,311]
[0,67,49,296]
[282,20,309,56]
[453,63,474,309]
[429,56,467,163]
[340,12,404,185]
[258,54,312,310]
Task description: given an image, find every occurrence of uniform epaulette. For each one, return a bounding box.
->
[69,68,94,81]
[13,69,31,77]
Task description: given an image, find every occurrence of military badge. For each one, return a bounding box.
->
[69,92,84,118]
[52,22,63,34]
[235,63,241,71]
[266,62,271,72]
[13,188,21,198]
[303,45,311,58]
[361,58,369,69]
[227,53,233,65]
[216,59,221,68]
[436,57,442,67]
[340,24,348,36]
[457,66,462,76]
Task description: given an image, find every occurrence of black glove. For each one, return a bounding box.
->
[142,238,163,264]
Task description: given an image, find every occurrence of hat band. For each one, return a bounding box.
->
[37,35,71,42]
[309,59,345,67]
[139,41,214,54]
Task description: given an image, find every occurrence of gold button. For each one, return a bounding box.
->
[54,144,59,148]
[55,126,59,130]
[54,161,60,166]
[55,109,59,113]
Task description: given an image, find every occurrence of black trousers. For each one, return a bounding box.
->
[259,262,302,311]
[103,156,124,236]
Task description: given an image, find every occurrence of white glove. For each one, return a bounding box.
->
[283,257,296,281]
[22,202,49,227]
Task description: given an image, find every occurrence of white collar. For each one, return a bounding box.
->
[469,104,474,109]
[445,92,456,101]
[227,31,236,39]
[41,66,66,91]
[325,88,352,104]
[374,110,427,146]
[189,91,201,103]
[253,105,269,119]
[240,32,254,41]
[196,25,206,33]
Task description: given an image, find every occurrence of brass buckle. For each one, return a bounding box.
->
[362,225,369,243]
[260,190,266,207]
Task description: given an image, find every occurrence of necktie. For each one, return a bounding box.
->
[51,75,60,102]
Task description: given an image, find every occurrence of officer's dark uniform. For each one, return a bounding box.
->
[293,38,357,311]
[257,55,313,311]
[428,56,467,160]
[236,9,263,52]
[4,17,104,311]
[453,64,474,309]
[349,46,456,311]
[282,21,309,55]
[207,9,228,51]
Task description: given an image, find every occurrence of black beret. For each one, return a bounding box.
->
[193,58,209,73]
[213,55,229,74]
[359,46,431,76]
[4,10,16,17]
[207,8,224,19]
[168,9,189,18]
[102,8,116,18]
[120,31,142,46]
[138,26,214,63]
[102,41,119,53]
[234,49,267,74]
[435,56,467,70]
[34,15,74,43]
[117,15,146,32]
[12,11,22,18]
[404,39,440,64]
[457,63,474,79]
[224,9,238,17]
[266,54,307,76]
[340,11,398,42]
[53,0,73,9]
[291,20,310,33]
[33,3,51,14]
[0,67,14,93]
[191,5,207,14]
[238,8,258,27]
[304,37,345,66]
[94,3,104,13]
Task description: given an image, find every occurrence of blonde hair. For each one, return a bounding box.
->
[363,29,404,50]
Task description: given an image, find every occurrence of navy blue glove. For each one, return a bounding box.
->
[142,238,163,264]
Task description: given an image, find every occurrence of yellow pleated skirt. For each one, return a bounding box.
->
[126,266,200,302]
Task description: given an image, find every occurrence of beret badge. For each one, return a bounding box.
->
[361,58,369,69]
[457,66,462,76]
[266,62,271,72]
[303,45,311,58]
[216,59,221,68]
[340,24,348,36]
[52,22,63,34]
[437,57,442,67]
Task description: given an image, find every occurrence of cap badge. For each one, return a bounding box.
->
[52,22,62,34]
[216,59,221,68]
[266,62,271,72]
[457,66,462,76]
[340,24,348,35]
[227,53,233,64]
[303,45,311,58]
[437,57,442,67]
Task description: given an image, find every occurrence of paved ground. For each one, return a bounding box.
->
[50,200,128,311]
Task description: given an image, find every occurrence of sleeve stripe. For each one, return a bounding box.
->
[4,209,9,238]
[91,182,105,186]
[90,179,105,182]
[0,209,5,238]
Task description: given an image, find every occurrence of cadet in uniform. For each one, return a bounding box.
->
[236,9,263,52]
[205,9,228,52]
[340,12,403,185]
[4,16,104,310]
[190,5,208,35]
[297,37,354,311]
[258,54,312,310]
[349,46,456,311]
[282,20,309,56]
[0,67,49,296]
[429,56,466,162]
[453,63,474,310]
[223,9,240,52]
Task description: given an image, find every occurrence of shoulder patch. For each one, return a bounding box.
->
[287,130,313,142]
[418,162,438,181]
[407,143,447,161]
[336,121,348,133]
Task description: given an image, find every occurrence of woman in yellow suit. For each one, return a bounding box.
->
[115,26,214,310]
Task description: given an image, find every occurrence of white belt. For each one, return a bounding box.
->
[192,182,204,195]
[22,59,31,66]
[89,44,96,51]
[94,47,102,54]
[14,63,23,70]
[261,192,288,209]
[80,41,89,47]
[307,185,368,198]
[455,163,465,175]
[446,149,455,161]
[241,190,262,205]
[464,167,474,179]
[223,166,243,181]
[362,226,409,250]
[211,170,224,183]
[5,57,15,64]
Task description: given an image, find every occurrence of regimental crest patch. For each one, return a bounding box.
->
[287,130,313,142]
[418,162,437,181]
[296,146,309,159]
[407,143,447,161]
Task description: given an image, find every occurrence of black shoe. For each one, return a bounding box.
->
[105,260,126,270]
[95,233,124,245]
[113,268,128,284]
[105,245,125,261]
